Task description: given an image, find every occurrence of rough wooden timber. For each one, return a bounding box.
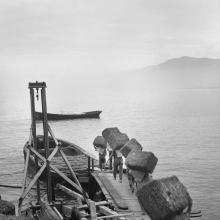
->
[93,172,151,220]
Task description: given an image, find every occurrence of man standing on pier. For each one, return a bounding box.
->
[113,149,123,183]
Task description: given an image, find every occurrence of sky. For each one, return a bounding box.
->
[0,0,220,83]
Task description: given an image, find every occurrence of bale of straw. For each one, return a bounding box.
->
[120,138,142,157]
[102,127,129,150]
[93,136,107,149]
[125,151,158,173]
[136,176,192,220]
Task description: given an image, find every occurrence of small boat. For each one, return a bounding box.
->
[35,110,102,121]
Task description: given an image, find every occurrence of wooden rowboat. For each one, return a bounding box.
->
[21,135,122,220]
[35,110,102,121]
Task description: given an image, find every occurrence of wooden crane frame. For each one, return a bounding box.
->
[18,82,88,213]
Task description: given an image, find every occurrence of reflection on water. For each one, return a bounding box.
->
[0,80,220,219]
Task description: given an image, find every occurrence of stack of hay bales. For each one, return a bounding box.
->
[93,136,107,149]
[99,127,193,220]
[136,176,192,220]
[120,138,142,158]
[125,151,158,173]
[102,127,129,150]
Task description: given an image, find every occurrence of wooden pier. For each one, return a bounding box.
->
[93,171,151,220]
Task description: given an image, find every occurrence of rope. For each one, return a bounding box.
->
[0,184,22,189]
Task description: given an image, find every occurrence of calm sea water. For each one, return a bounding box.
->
[0,74,219,219]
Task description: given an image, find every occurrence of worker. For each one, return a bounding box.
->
[113,149,123,183]
[106,143,113,170]
[98,147,106,171]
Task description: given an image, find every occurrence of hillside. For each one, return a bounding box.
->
[141,56,220,89]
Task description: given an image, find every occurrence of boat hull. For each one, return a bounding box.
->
[35,111,102,121]
[24,135,98,183]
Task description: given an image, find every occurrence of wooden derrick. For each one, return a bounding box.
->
[120,138,142,158]
[102,127,129,150]
[137,176,192,220]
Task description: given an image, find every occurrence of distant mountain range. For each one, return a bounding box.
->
[149,56,220,72]
[141,56,220,89]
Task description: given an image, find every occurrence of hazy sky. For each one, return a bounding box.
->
[0,0,220,80]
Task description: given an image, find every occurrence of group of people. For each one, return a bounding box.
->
[96,145,151,192]
[96,145,124,183]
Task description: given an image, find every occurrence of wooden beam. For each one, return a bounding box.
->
[28,127,33,145]
[29,87,40,203]
[29,147,46,163]
[41,86,52,203]
[97,213,133,219]
[21,148,30,192]
[92,159,94,172]
[38,201,62,220]
[50,164,83,194]
[52,206,63,220]
[19,163,46,201]
[28,81,46,88]
[48,145,59,161]
[61,201,110,218]
[88,157,91,174]
[48,125,59,146]
[59,149,83,190]
[57,184,84,201]
[78,201,109,210]
[89,200,97,220]
[98,206,118,220]
[48,125,89,200]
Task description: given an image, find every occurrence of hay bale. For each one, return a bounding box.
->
[137,176,192,220]
[120,138,142,157]
[102,127,129,150]
[125,151,158,173]
[0,197,15,215]
[93,136,107,149]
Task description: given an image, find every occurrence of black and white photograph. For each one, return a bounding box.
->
[0,1,219,219]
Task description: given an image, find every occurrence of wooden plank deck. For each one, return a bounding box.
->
[93,172,151,220]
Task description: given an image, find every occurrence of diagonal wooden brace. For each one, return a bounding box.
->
[19,163,46,205]
[48,124,88,200]
[59,149,83,188]
[50,164,83,194]
[48,125,59,146]
[21,148,30,193]
[29,147,46,163]
[48,145,59,162]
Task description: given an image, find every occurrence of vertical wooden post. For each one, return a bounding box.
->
[29,87,41,203]
[92,159,94,172]
[88,156,91,174]
[41,86,53,203]
[89,200,97,220]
